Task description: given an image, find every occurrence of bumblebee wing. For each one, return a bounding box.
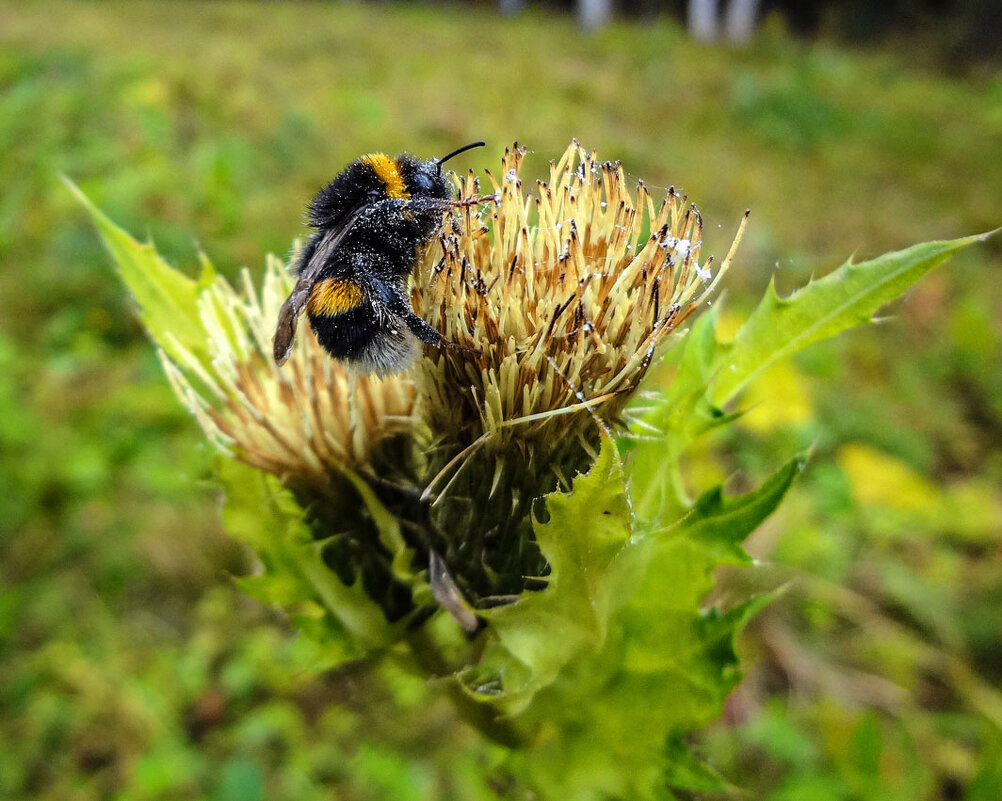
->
[273,205,368,366]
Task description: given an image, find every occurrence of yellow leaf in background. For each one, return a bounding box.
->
[738,362,814,433]
[714,308,744,342]
[940,481,1002,542]
[837,443,940,513]
[124,77,169,112]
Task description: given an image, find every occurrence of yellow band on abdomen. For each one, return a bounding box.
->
[306,277,366,317]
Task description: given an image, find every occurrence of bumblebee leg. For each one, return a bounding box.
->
[402,307,485,357]
[367,275,479,354]
[368,275,447,346]
[404,308,485,356]
[402,307,449,347]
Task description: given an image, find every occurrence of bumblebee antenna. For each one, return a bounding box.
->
[436,140,486,175]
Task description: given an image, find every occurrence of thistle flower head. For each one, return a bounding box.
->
[160,258,416,486]
[414,141,743,462]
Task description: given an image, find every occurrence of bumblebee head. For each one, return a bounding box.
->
[307,142,486,229]
[398,140,487,200]
[395,153,450,201]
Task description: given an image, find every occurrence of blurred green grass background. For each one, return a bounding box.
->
[1,1,1001,799]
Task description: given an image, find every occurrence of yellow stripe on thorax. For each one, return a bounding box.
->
[306,277,366,317]
[361,153,410,200]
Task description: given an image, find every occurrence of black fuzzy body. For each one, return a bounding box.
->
[295,153,452,374]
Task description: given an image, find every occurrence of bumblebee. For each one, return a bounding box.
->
[273,141,486,372]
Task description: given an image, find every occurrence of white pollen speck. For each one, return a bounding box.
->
[674,238,691,258]
[600,201,607,208]
[696,264,712,282]
[505,169,518,183]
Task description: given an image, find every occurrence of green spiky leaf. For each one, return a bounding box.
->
[494,457,802,800]
[67,178,214,367]
[711,234,992,406]
[217,458,409,655]
[628,309,730,525]
[628,233,990,525]
[671,454,806,565]
[469,438,632,712]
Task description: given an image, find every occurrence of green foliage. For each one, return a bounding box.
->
[77,181,990,798]
[485,455,802,800]
[709,235,994,406]
[218,458,443,658]
[4,3,1002,800]
[630,232,990,524]
[219,459,392,658]
[64,180,215,366]
[472,442,633,712]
